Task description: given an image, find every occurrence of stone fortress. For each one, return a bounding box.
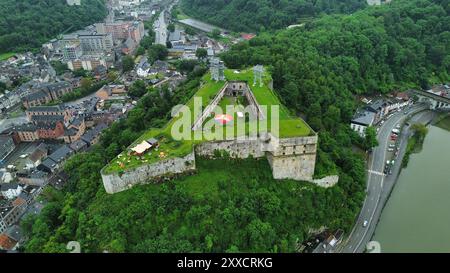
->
[101,62,338,194]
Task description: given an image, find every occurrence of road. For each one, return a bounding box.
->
[154,9,168,46]
[342,104,428,253]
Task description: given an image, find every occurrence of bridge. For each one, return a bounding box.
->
[411,89,450,111]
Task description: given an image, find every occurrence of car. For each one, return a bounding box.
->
[389,144,396,148]
[396,124,401,129]
[388,148,394,152]
[363,220,369,227]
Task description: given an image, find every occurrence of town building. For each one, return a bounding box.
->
[22,82,73,108]
[37,145,74,173]
[81,122,108,146]
[1,183,23,200]
[0,135,15,162]
[350,110,376,137]
[26,105,72,123]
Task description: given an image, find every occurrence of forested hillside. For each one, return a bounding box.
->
[222,0,449,117]
[0,0,107,54]
[21,65,366,253]
[180,0,367,32]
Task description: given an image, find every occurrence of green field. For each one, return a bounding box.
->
[103,68,312,173]
[0,52,15,61]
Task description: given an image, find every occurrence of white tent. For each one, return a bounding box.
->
[131,141,152,154]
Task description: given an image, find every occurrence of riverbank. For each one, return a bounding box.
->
[402,123,428,168]
[435,113,450,131]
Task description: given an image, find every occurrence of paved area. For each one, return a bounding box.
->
[341,104,430,253]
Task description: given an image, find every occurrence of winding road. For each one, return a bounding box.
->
[342,104,428,253]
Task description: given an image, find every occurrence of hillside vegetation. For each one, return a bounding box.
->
[0,0,107,54]
[180,0,367,32]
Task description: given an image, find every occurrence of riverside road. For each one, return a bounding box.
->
[341,104,428,253]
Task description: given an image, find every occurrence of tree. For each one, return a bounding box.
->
[196,48,208,59]
[128,80,147,98]
[148,44,168,64]
[107,71,119,82]
[73,69,87,77]
[168,23,175,32]
[185,26,197,36]
[364,126,379,151]
[122,55,135,72]
[0,0,107,53]
[80,78,93,92]
[211,28,221,39]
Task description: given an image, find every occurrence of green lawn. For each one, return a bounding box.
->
[0,52,15,61]
[104,68,313,174]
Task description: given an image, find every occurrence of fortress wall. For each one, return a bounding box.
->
[101,151,196,194]
[270,135,318,157]
[195,138,265,159]
[267,152,317,181]
[102,134,330,194]
[266,135,318,181]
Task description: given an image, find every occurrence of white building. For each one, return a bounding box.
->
[0,183,23,200]
[350,110,376,137]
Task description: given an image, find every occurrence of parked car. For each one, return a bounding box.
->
[363,220,369,227]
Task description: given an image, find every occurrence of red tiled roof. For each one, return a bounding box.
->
[241,33,256,40]
[12,197,26,207]
[0,234,17,250]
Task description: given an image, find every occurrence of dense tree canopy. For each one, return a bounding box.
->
[181,0,367,32]
[0,0,107,54]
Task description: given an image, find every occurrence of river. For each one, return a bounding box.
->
[373,125,450,252]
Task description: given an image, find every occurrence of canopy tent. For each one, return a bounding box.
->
[131,141,152,155]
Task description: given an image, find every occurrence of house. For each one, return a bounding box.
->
[8,124,39,142]
[396,92,410,102]
[64,117,86,143]
[0,183,23,200]
[365,99,389,122]
[0,233,17,251]
[350,110,376,137]
[21,82,72,108]
[0,170,14,184]
[37,145,74,173]
[0,135,15,162]
[28,143,48,167]
[93,65,107,80]
[81,123,108,146]
[0,225,23,251]
[96,85,127,100]
[69,139,88,152]
[22,90,52,108]
[17,170,48,186]
[0,91,20,113]
[26,105,72,123]
[8,120,66,143]
[136,57,151,77]
[0,203,27,232]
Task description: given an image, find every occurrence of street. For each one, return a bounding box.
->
[154,9,168,46]
[342,104,428,253]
